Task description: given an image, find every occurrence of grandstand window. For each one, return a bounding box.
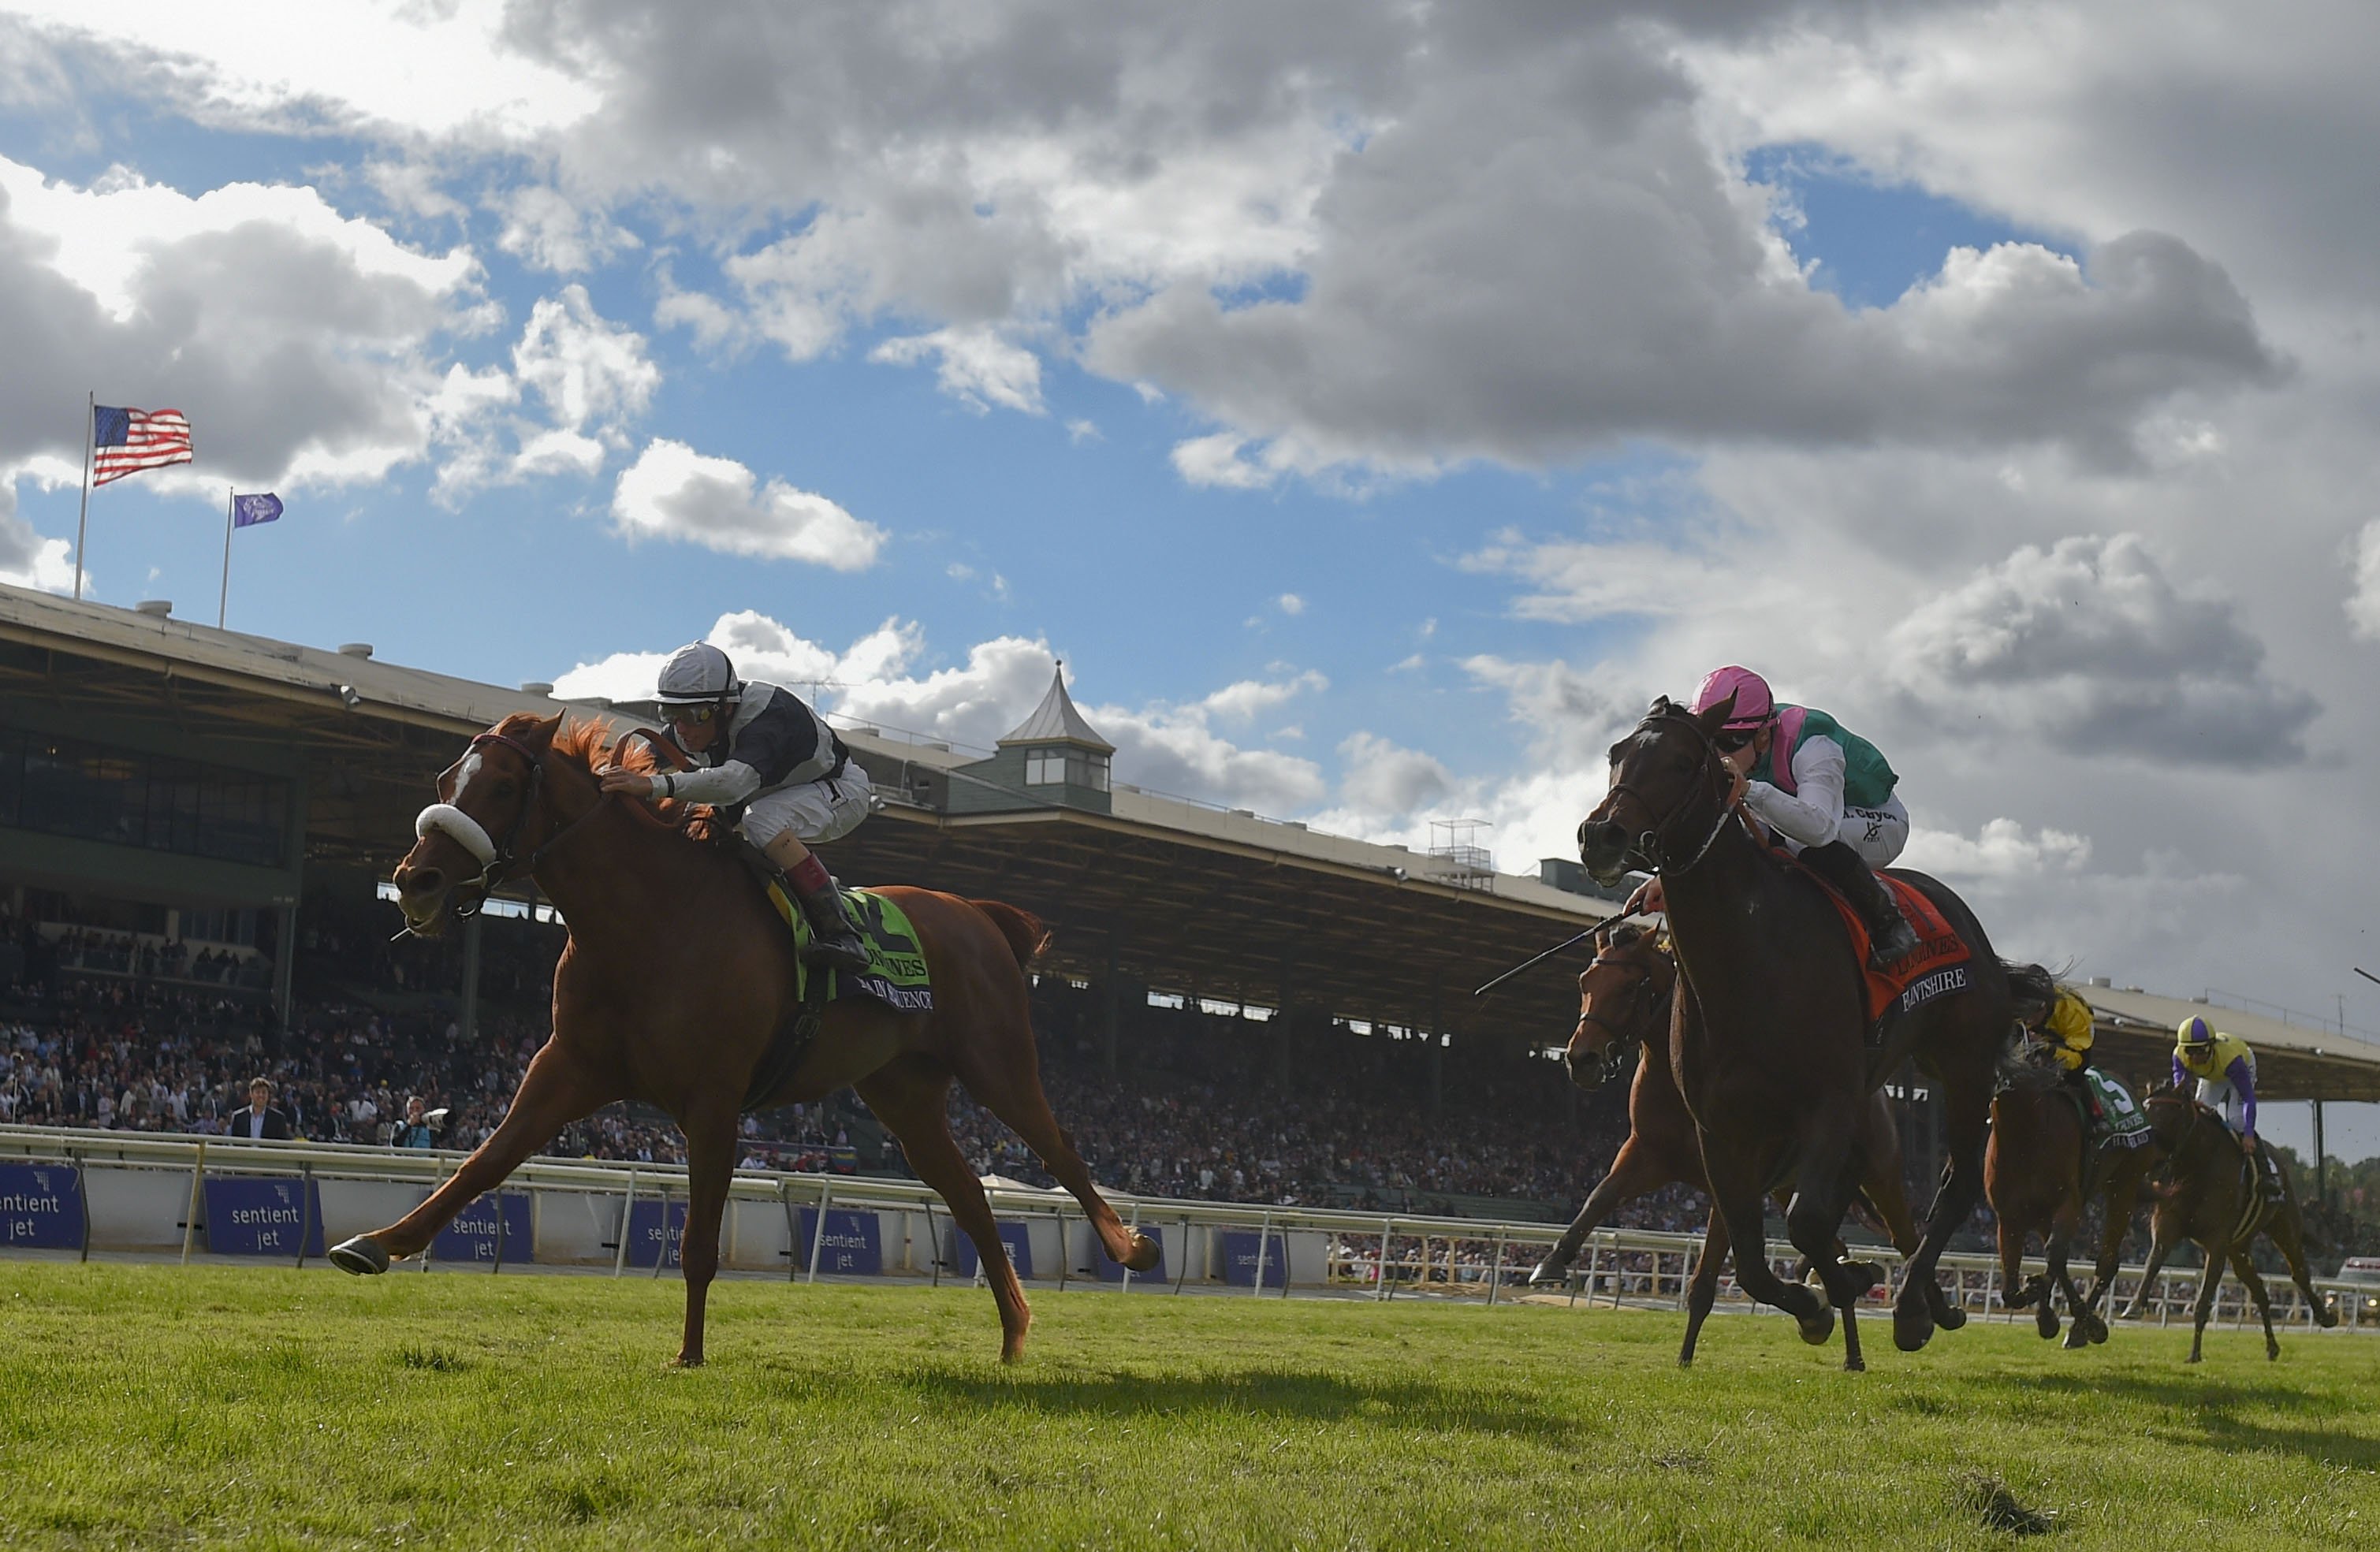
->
[0,731,288,867]
[1023,750,1111,791]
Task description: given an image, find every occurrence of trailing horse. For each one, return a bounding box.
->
[328,713,1157,1364]
[1984,1054,2162,1349]
[1577,694,2033,1368]
[2117,1094,2335,1362]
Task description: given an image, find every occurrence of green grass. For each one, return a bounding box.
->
[2,1264,2376,1549]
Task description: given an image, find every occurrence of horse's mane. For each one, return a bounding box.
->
[498,713,703,838]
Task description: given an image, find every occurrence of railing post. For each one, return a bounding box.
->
[613,1169,636,1278]
[1376,1218,1394,1301]
[1253,1210,1272,1297]
[780,1178,799,1282]
[806,1178,834,1285]
[1487,1227,1506,1307]
[181,1140,207,1264]
[1577,1241,1597,1308]
[294,1161,314,1271]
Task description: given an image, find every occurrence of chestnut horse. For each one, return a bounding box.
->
[1579,695,2031,1368]
[1527,923,1927,1324]
[1984,1057,2161,1348]
[2117,1094,2335,1362]
[327,713,1157,1364]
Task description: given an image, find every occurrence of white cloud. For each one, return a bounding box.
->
[1170,433,1275,489]
[1880,533,2319,767]
[1201,670,1326,721]
[512,286,657,443]
[1276,592,1305,616]
[1337,731,1454,817]
[0,481,74,593]
[0,153,479,491]
[2348,520,2380,642]
[494,184,638,275]
[1901,818,2093,882]
[609,439,885,570]
[870,326,1045,415]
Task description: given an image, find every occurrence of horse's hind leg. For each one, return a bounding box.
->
[1704,1137,1828,1345]
[1784,1134,1869,1371]
[330,1042,613,1271]
[2269,1214,2338,1330]
[1898,1059,1991,1353]
[858,1058,1032,1362]
[948,1007,1156,1273]
[2119,1226,2177,1323]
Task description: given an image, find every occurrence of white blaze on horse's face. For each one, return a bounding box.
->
[399,741,516,930]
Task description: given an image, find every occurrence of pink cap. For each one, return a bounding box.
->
[1690,665,1773,730]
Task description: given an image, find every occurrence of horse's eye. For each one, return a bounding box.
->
[491,779,516,801]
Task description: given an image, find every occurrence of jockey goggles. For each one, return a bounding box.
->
[666,703,720,726]
[1712,726,1759,754]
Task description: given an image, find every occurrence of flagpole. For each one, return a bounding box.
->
[72,393,92,601]
[219,487,235,630]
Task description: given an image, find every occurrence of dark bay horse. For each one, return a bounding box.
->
[1985,1059,2159,1348]
[1528,924,1925,1301]
[328,712,1157,1364]
[2117,1094,2335,1361]
[1578,694,2028,1368]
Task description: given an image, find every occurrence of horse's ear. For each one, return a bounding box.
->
[1609,922,1643,948]
[1648,694,1672,716]
[1695,689,1737,735]
[534,711,564,746]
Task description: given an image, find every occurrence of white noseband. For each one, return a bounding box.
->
[415,802,497,867]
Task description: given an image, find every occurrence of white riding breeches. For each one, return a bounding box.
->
[1834,795,1910,869]
[2196,1076,2244,1133]
[739,765,874,849]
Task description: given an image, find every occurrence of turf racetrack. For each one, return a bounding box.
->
[2,1264,2374,1549]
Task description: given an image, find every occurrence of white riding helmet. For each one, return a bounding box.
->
[655,642,740,705]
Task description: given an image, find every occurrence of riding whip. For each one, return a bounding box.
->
[1473,921,1622,998]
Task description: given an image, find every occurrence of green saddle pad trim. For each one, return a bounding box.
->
[2082,1068,2150,1137]
[765,884,933,1010]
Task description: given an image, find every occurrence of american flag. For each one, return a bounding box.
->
[92,406,193,486]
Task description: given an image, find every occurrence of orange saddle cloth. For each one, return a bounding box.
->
[1790,859,1974,1025]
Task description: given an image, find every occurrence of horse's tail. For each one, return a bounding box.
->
[970,899,1052,969]
[2002,961,2058,1026]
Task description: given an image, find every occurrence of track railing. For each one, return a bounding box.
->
[0,1126,2369,1328]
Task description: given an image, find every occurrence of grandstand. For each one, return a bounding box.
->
[5,579,2378,1220]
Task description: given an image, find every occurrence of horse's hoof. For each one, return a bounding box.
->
[2266,1343,2281,1361]
[2087,1315,2110,1345]
[1842,1260,1884,1299]
[1843,1354,1866,1373]
[1527,1259,1570,1287]
[1798,1305,1835,1347]
[326,1237,389,1276]
[1893,1301,1935,1353]
[1935,1304,1967,1332]
[2185,1353,2203,1365]
[670,1353,705,1369]
[1122,1234,1161,1273]
[2062,1326,2089,1351]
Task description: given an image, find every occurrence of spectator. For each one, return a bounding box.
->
[226,1077,293,1141]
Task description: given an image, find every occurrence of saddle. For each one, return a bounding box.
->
[726,840,934,1114]
[1780,849,1973,1038]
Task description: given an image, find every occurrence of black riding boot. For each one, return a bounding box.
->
[788,873,872,976]
[1801,841,1922,971]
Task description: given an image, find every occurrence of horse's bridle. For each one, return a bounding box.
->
[413,729,621,919]
[1572,947,1675,1085]
[1594,702,1737,876]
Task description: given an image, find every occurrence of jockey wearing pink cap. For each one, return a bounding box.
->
[1688,665,1919,970]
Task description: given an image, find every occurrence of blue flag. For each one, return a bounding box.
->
[232,493,282,529]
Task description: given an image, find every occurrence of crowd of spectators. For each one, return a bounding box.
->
[3,888,1986,1241]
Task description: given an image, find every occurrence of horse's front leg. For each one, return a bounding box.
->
[330,1042,615,1273]
[1898,1061,1991,1352]
[673,1098,743,1369]
[1533,1140,1674,1286]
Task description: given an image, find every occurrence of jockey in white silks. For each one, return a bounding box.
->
[598,642,874,974]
